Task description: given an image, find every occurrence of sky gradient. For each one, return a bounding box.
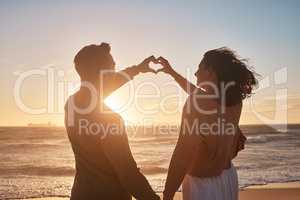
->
[0,0,299,126]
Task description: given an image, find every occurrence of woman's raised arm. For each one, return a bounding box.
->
[157,56,197,95]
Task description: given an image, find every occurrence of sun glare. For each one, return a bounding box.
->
[104,97,120,112]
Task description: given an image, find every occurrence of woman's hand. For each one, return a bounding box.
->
[136,55,157,73]
[156,56,176,75]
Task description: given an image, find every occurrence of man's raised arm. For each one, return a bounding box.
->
[103,56,157,98]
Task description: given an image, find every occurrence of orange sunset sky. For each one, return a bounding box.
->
[0,1,299,126]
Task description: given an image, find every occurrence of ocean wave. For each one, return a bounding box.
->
[0,165,75,177]
[246,133,288,144]
[130,136,178,144]
[0,126,299,199]
[246,135,268,144]
[139,158,169,166]
[1,164,168,177]
[140,166,168,175]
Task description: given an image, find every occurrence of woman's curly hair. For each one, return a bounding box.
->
[203,47,258,106]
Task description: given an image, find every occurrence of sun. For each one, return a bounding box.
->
[104,95,138,123]
[104,96,120,112]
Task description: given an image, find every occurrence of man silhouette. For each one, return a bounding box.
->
[65,43,160,200]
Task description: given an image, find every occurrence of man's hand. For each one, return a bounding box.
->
[136,55,158,73]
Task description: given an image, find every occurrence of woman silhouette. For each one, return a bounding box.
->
[157,48,257,200]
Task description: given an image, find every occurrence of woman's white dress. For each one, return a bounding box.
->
[182,164,238,200]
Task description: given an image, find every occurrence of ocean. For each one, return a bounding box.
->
[0,125,300,199]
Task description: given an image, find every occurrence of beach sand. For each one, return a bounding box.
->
[23,181,300,200]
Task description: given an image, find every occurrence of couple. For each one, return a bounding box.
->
[64,43,257,200]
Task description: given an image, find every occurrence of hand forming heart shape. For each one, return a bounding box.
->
[137,56,171,74]
[149,61,164,72]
